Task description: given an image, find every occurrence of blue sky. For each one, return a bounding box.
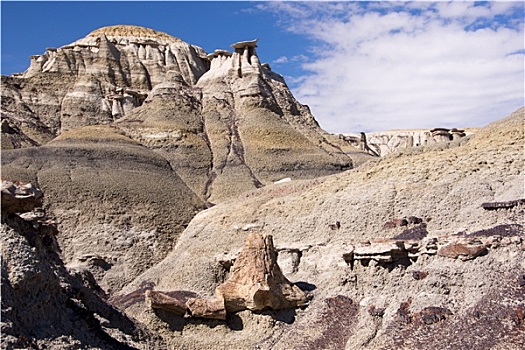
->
[1,1,524,133]
[1,1,306,76]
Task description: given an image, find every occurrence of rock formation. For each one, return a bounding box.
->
[341,231,519,267]
[1,180,42,221]
[340,127,475,157]
[2,25,365,204]
[117,108,524,349]
[1,25,366,292]
[1,181,164,349]
[143,233,308,320]
[2,24,524,349]
[216,233,308,312]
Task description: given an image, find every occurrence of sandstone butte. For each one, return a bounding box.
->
[1,25,524,349]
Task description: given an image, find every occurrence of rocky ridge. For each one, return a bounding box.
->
[340,127,476,157]
[2,25,365,293]
[2,25,362,202]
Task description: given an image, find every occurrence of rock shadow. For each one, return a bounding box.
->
[226,313,244,331]
[154,308,245,332]
[259,308,298,325]
[153,309,187,332]
[295,281,317,292]
[381,257,415,272]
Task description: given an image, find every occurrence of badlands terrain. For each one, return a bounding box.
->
[1,25,524,349]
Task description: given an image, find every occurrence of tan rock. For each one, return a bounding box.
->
[353,240,405,262]
[186,297,226,320]
[144,290,187,316]
[216,233,308,312]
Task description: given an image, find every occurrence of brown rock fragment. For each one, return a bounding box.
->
[406,216,423,224]
[412,270,429,280]
[145,290,187,316]
[186,298,226,320]
[383,218,408,229]
[368,305,385,317]
[437,240,487,261]
[417,306,453,325]
[397,298,413,324]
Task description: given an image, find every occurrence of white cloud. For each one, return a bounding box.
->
[273,56,289,64]
[290,54,309,62]
[261,2,524,133]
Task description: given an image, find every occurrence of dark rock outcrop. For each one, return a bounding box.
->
[1,180,43,221]
[1,183,164,349]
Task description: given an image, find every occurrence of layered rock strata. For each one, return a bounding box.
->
[1,25,366,301]
[2,25,208,141]
[1,125,205,292]
[342,227,524,267]
[2,25,363,203]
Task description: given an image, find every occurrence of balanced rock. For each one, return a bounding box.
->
[216,233,308,312]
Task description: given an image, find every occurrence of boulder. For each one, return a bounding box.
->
[1,180,42,221]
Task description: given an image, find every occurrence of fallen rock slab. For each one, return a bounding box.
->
[145,290,187,316]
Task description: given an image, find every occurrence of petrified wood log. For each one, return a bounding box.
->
[437,240,487,261]
[144,233,309,319]
[144,290,187,316]
[216,233,308,312]
[481,199,525,210]
[186,298,226,320]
